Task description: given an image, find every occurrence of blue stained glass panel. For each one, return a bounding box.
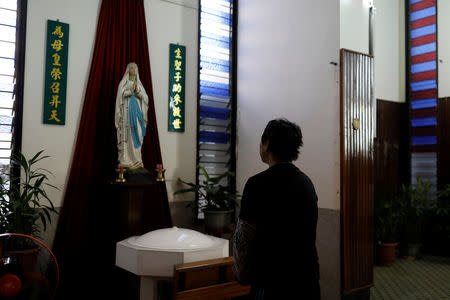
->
[410,24,436,39]
[200,36,230,49]
[197,0,234,204]
[200,80,229,91]
[201,12,231,26]
[200,56,229,67]
[412,135,437,145]
[200,61,229,73]
[411,98,436,109]
[201,6,231,20]
[200,85,229,97]
[0,125,11,133]
[199,131,230,144]
[0,116,12,125]
[200,105,230,120]
[410,7,436,22]
[411,42,436,56]
[410,79,437,92]
[411,116,437,127]
[411,60,436,74]
[201,31,231,43]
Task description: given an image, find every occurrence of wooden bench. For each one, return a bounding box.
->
[173,257,251,300]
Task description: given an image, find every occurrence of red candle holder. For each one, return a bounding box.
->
[155,164,165,182]
[115,165,126,183]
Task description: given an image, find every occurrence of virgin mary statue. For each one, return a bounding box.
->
[115,62,149,169]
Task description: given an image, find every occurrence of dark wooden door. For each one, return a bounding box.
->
[340,49,375,295]
[437,98,450,187]
[374,100,409,202]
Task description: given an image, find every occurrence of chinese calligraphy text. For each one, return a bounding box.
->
[168,44,186,132]
[43,20,69,125]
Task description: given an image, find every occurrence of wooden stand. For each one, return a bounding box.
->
[106,180,157,300]
[108,180,156,240]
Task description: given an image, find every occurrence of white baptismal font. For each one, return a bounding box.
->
[116,227,229,300]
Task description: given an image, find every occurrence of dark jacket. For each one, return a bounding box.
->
[233,162,320,295]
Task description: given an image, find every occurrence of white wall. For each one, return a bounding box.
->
[367,0,450,100]
[236,0,340,211]
[23,0,101,207]
[438,0,450,98]
[22,0,198,207]
[374,0,405,102]
[145,0,198,202]
[341,0,405,103]
[340,0,370,54]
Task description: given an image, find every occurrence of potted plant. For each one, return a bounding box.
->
[175,165,240,235]
[0,150,58,268]
[399,177,432,259]
[433,184,450,256]
[374,189,405,266]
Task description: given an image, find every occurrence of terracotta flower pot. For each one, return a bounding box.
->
[4,246,42,272]
[376,242,398,266]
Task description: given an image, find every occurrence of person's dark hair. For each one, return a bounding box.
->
[261,118,303,162]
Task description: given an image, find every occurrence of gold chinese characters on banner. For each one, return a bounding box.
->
[43,20,69,125]
[168,44,186,132]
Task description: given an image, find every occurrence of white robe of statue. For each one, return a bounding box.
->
[115,62,149,169]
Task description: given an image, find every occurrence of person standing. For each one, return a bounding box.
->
[233,118,320,299]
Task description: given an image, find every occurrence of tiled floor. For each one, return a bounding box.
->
[371,255,450,299]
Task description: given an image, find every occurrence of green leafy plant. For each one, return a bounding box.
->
[399,177,432,244]
[435,184,450,241]
[436,184,450,217]
[175,165,240,211]
[0,150,58,243]
[374,189,405,244]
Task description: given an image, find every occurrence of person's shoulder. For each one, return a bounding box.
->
[294,168,314,184]
[297,169,313,182]
[246,168,272,185]
[296,169,318,196]
[241,170,270,195]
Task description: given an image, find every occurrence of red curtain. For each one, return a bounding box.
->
[52,0,172,298]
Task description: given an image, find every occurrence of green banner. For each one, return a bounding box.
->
[168,43,186,132]
[43,20,69,125]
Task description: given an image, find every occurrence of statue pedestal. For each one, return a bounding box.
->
[108,180,156,240]
[106,180,157,300]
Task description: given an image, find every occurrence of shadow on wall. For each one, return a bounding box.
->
[317,208,341,300]
[36,208,60,249]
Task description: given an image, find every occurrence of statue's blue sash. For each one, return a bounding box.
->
[129,94,146,149]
